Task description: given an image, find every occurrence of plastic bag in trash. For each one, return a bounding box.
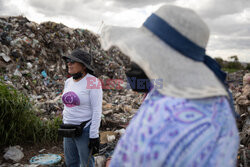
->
[3,146,24,162]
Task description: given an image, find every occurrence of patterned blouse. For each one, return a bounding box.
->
[110,89,239,167]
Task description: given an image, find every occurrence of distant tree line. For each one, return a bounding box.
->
[214,55,250,71]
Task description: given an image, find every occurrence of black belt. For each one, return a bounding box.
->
[58,120,90,138]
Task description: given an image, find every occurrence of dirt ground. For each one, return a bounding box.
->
[0,142,64,166]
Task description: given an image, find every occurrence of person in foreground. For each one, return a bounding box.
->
[61,49,102,167]
[100,5,239,167]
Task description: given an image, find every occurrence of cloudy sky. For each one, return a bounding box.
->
[1,0,250,62]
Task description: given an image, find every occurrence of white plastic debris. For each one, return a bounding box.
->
[38,149,46,153]
[14,69,22,77]
[27,62,33,69]
[107,135,116,143]
[94,156,106,167]
[115,128,126,136]
[3,146,24,162]
[25,164,39,167]
[0,52,11,62]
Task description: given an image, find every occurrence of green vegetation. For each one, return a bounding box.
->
[215,55,246,73]
[222,68,241,73]
[214,57,224,67]
[0,81,62,147]
[245,63,250,71]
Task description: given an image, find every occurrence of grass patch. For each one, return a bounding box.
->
[222,68,241,73]
[0,81,62,147]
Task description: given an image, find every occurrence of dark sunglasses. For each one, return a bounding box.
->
[65,58,76,63]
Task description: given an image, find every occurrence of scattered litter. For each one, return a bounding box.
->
[38,149,46,153]
[29,154,61,165]
[0,52,10,62]
[3,146,24,162]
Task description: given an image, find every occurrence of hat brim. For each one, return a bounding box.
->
[100,25,227,98]
[62,55,94,73]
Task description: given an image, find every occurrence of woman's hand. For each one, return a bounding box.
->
[88,137,100,155]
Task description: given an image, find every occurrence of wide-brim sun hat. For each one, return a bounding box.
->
[100,5,228,98]
[63,48,94,74]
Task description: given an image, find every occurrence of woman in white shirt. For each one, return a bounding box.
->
[62,49,102,167]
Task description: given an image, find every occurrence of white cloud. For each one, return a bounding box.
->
[108,0,174,8]
[0,0,20,16]
[175,0,250,18]
[174,0,250,62]
[102,4,163,27]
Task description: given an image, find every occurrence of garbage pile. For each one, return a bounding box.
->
[1,16,249,166]
[0,15,144,118]
[0,16,144,166]
[228,71,250,166]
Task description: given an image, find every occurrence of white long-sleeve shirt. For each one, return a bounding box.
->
[62,73,103,138]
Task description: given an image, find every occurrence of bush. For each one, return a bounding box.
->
[0,81,62,146]
[245,63,250,70]
[214,57,224,68]
[226,61,243,69]
[224,55,243,70]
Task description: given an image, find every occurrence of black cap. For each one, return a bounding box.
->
[63,49,94,74]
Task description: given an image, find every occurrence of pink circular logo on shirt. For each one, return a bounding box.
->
[62,91,80,107]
